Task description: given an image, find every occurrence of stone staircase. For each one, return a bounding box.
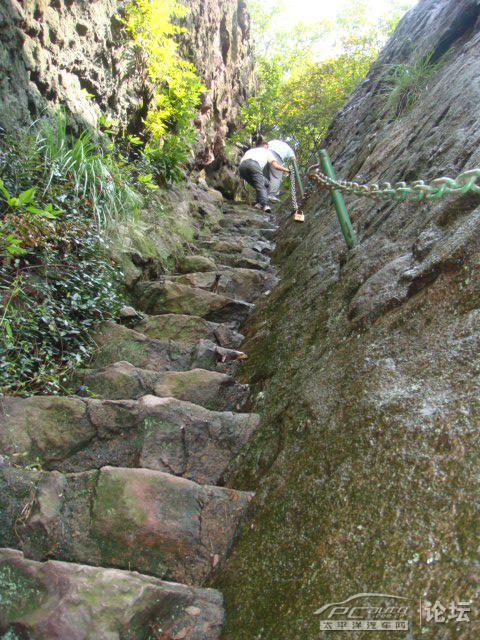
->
[0,202,278,639]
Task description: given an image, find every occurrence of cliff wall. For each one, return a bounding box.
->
[216,1,480,638]
[0,0,254,165]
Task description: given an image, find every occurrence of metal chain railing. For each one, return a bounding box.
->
[290,148,480,246]
[306,164,480,202]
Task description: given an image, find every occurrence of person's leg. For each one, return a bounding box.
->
[239,160,270,208]
[249,165,270,207]
[268,166,283,198]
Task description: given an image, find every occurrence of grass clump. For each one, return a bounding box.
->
[383,49,449,117]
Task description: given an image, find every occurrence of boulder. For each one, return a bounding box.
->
[0,548,224,639]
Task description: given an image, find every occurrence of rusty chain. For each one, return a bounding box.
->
[305,164,480,203]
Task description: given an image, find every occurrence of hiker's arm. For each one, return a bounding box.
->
[271,160,290,173]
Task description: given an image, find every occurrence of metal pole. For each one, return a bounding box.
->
[292,157,305,198]
[319,148,357,250]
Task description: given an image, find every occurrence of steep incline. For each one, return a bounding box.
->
[0,195,277,639]
[215,1,480,639]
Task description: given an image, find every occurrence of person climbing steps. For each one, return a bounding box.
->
[239,135,290,212]
[267,138,296,202]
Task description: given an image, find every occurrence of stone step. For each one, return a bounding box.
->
[159,268,278,303]
[0,394,259,483]
[221,207,273,227]
[178,254,217,274]
[0,548,224,640]
[1,464,253,585]
[134,313,244,349]
[211,249,270,271]
[133,281,253,323]
[76,361,250,411]
[198,236,274,256]
[213,220,278,238]
[91,322,246,373]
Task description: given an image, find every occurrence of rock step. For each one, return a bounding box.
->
[210,249,270,271]
[76,362,250,410]
[159,268,278,303]
[91,322,246,374]
[198,237,274,257]
[0,548,224,640]
[0,394,259,483]
[211,222,278,239]
[133,281,254,323]
[0,464,253,585]
[133,313,244,349]
[221,207,274,227]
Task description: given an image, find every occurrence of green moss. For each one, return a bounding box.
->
[0,563,47,623]
[92,338,147,369]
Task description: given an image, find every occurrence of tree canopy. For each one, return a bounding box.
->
[237,0,414,165]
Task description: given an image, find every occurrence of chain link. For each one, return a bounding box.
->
[306,165,480,202]
[290,165,299,211]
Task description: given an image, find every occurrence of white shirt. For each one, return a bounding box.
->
[240,147,276,169]
[268,140,295,161]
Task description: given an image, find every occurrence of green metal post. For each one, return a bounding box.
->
[292,157,305,198]
[319,148,357,249]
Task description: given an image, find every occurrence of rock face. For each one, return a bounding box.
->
[181,0,255,166]
[215,2,480,639]
[0,0,254,165]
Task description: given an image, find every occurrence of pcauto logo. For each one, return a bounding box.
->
[313,592,473,632]
[314,593,410,631]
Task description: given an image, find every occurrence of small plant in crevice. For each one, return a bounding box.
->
[382,49,450,118]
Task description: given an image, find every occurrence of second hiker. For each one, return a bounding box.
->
[239,136,290,212]
[267,139,296,203]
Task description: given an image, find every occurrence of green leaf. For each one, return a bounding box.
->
[0,179,10,199]
[18,187,37,205]
[138,173,154,183]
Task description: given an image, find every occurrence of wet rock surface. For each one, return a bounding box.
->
[0,199,278,638]
[215,2,480,639]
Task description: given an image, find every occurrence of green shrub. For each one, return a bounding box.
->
[37,112,141,229]
[124,0,205,180]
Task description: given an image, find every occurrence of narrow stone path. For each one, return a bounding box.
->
[0,201,278,639]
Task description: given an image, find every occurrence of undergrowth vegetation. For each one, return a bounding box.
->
[0,0,212,395]
[0,112,204,396]
[0,120,128,395]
